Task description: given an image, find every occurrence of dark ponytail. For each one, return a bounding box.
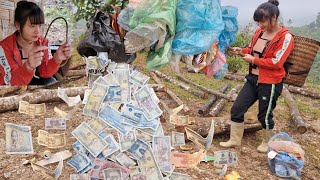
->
[14,1,44,30]
[253,0,280,22]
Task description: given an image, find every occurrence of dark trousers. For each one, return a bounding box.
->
[231,74,283,129]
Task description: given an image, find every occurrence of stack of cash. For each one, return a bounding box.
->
[68,62,191,180]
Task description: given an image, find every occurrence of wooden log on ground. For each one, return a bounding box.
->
[153,71,208,99]
[0,86,87,113]
[64,69,87,77]
[149,72,190,112]
[0,86,21,97]
[281,86,307,134]
[287,85,320,99]
[54,72,64,81]
[177,116,262,137]
[69,61,86,70]
[209,84,242,117]
[177,74,230,100]
[224,73,246,82]
[198,83,231,116]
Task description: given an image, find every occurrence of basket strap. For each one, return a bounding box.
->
[288,70,310,75]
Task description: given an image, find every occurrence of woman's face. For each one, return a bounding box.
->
[19,18,42,42]
[256,16,277,32]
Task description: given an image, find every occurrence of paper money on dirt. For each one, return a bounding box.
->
[36,150,72,166]
[104,85,122,103]
[169,172,192,180]
[214,150,238,167]
[89,158,130,179]
[45,118,66,130]
[70,174,89,180]
[103,168,123,180]
[54,107,68,119]
[113,69,131,103]
[30,157,63,180]
[138,145,163,180]
[57,87,81,107]
[171,131,185,147]
[37,130,66,149]
[72,122,108,157]
[185,127,206,149]
[135,129,153,143]
[171,149,206,168]
[128,139,149,161]
[88,118,109,134]
[170,115,193,126]
[68,153,92,172]
[82,89,92,105]
[101,134,120,158]
[130,70,150,86]
[118,130,136,152]
[19,100,46,116]
[205,120,215,150]
[133,85,163,121]
[116,152,136,167]
[5,123,34,154]
[104,73,120,85]
[153,136,172,172]
[83,83,108,117]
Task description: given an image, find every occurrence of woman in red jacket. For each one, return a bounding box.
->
[0,1,71,85]
[219,0,294,153]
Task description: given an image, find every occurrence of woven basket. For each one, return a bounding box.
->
[283,36,320,87]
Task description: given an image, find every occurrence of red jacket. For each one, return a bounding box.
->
[242,26,294,84]
[0,32,60,85]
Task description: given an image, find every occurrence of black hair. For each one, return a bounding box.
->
[14,1,44,30]
[253,0,280,22]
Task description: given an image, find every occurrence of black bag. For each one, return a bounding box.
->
[77,10,135,63]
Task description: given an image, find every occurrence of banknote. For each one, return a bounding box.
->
[152,136,172,172]
[45,118,66,130]
[88,118,109,134]
[113,69,131,103]
[94,76,108,85]
[122,116,159,130]
[19,101,46,116]
[169,115,191,126]
[67,153,91,172]
[103,168,123,180]
[169,172,191,180]
[5,123,34,154]
[171,149,206,168]
[115,63,130,69]
[83,83,108,117]
[98,105,132,135]
[97,52,109,69]
[121,103,144,122]
[106,61,117,74]
[133,85,163,121]
[82,89,92,105]
[72,141,94,161]
[54,107,68,119]
[37,130,66,149]
[36,150,72,166]
[171,105,184,115]
[57,87,81,107]
[79,162,93,174]
[185,127,206,149]
[101,134,120,158]
[116,153,136,167]
[104,73,120,85]
[130,70,150,86]
[128,139,149,161]
[135,129,153,143]
[70,174,89,180]
[138,145,163,180]
[205,120,215,150]
[88,73,102,88]
[118,130,136,152]
[149,86,160,104]
[217,164,228,176]
[171,131,185,147]
[72,122,108,157]
[107,150,120,163]
[30,156,63,180]
[103,85,122,102]
[85,56,99,70]
[156,123,164,136]
[89,158,130,179]
[214,150,238,167]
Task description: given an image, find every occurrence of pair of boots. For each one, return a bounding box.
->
[219,121,273,153]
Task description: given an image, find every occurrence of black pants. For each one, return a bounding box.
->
[231,74,283,129]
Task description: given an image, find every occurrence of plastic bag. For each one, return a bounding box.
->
[117,7,134,31]
[218,6,239,52]
[214,63,228,79]
[268,132,305,180]
[203,51,226,77]
[172,0,224,55]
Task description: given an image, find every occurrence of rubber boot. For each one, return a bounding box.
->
[257,129,274,153]
[219,121,245,147]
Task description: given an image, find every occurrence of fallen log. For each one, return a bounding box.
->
[153,71,208,99]
[224,73,246,82]
[281,86,307,134]
[0,86,21,97]
[209,84,242,117]
[287,85,320,99]
[149,72,190,112]
[64,69,87,77]
[177,74,230,100]
[198,83,231,116]
[69,61,86,70]
[175,116,262,137]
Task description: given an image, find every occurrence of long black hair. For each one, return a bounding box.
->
[14,1,44,30]
[253,0,280,23]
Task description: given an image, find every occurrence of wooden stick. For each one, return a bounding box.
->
[153,71,208,99]
[198,83,231,116]
[149,72,190,112]
[209,84,242,117]
[177,74,230,100]
[224,73,246,82]
[287,85,320,99]
[281,86,307,134]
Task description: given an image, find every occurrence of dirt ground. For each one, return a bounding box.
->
[0,67,320,180]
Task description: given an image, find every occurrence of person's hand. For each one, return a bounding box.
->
[242,54,255,64]
[228,47,242,55]
[25,46,48,71]
[53,42,72,64]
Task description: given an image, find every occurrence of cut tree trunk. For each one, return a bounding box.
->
[209,84,242,117]
[64,69,87,77]
[287,85,320,99]
[0,86,21,97]
[198,83,231,116]
[224,73,246,82]
[149,72,190,112]
[281,86,307,134]
[153,71,208,99]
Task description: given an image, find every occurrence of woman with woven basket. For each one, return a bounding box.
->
[0,1,71,85]
[219,0,294,153]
